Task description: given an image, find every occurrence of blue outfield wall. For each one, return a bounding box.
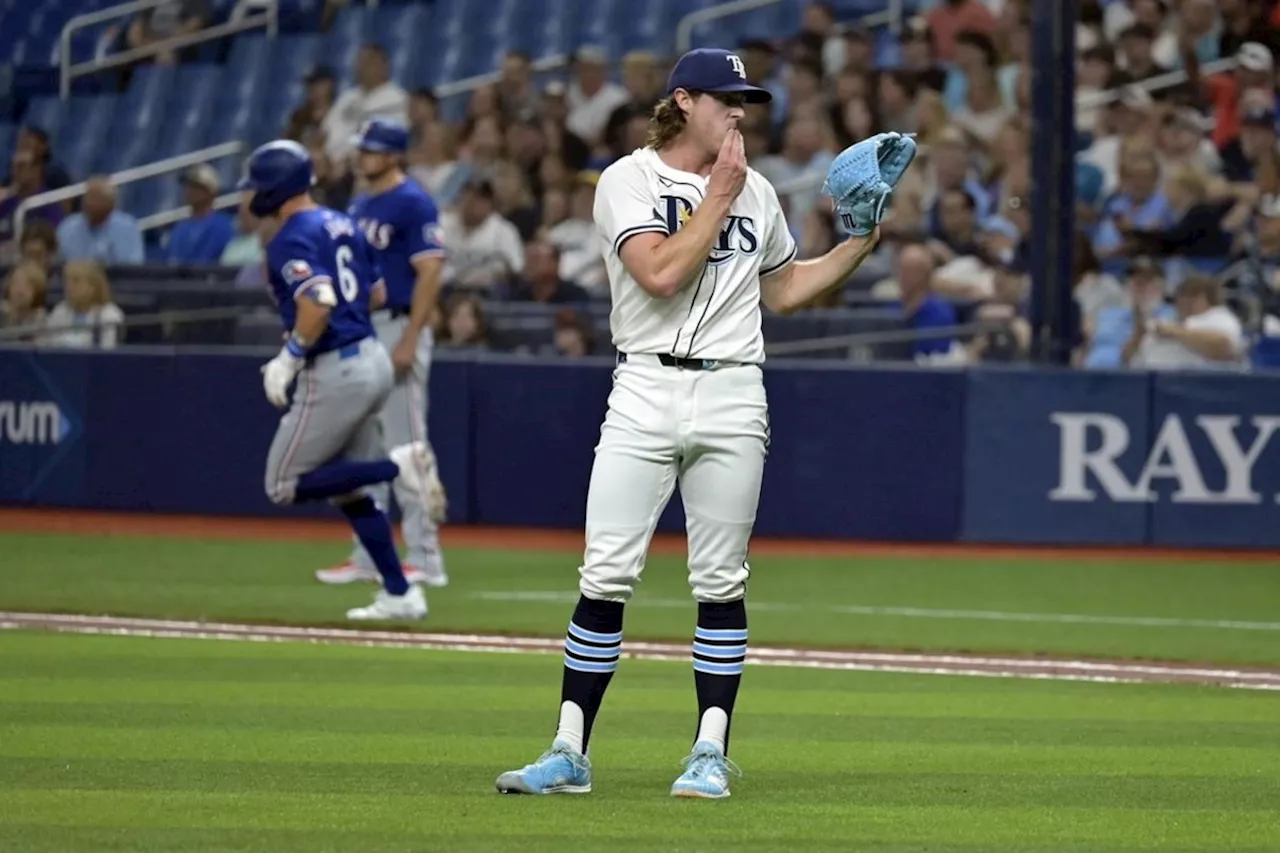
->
[2,348,1279,548]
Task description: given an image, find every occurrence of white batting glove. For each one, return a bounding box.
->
[261,349,304,408]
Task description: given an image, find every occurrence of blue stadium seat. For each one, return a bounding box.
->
[152,67,224,162]
[0,122,16,166]
[261,34,321,117]
[322,5,371,87]
[22,95,68,140]
[58,93,117,178]
[96,64,175,181]
[370,4,428,86]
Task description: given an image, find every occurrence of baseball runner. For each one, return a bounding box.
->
[496,48,914,798]
[241,139,434,622]
[314,119,450,589]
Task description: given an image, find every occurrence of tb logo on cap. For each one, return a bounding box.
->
[727,53,746,79]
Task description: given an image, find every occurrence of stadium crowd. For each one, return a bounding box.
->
[3,0,1280,370]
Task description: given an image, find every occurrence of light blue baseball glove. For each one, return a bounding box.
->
[822,132,918,236]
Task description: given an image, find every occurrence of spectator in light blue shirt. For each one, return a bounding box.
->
[56,177,145,265]
[165,164,234,264]
[1092,147,1176,277]
[1084,256,1177,368]
[219,195,264,267]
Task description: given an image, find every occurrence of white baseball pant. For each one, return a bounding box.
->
[347,310,444,571]
[578,354,769,603]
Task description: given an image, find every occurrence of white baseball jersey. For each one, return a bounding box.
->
[593,147,798,365]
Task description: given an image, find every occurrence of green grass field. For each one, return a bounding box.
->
[1,528,1278,851]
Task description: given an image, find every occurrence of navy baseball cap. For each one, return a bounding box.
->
[666,48,772,103]
[351,118,410,154]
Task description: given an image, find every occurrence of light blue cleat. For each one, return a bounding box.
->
[495,739,592,794]
[670,740,741,799]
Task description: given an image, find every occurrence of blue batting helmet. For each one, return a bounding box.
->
[237,140,315,217]
[351,118,410,154]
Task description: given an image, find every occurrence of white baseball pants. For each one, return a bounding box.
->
[348,312,444,571]
[578,355,769,603]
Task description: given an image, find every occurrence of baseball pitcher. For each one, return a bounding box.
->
[241,139,434,622]
[496,48,914,798]
[315,119,450,589]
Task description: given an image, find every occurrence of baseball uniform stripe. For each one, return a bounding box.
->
[692,658,746,676]
[564,656,618,673]
[564,637,621,660]
[760,244,798,278]
[272,368,317,503]
[692,641,747,659]
[405,338,433,552]
[293,275,334,299]
[694,626,749,643]
[613,223,669,253]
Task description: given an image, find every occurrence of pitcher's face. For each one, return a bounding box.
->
[681,90,746,158]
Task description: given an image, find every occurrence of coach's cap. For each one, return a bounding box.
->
[1237,42,1274,73]
[666,48,772,103]
[351,118,410,154]
[184,163,219,194]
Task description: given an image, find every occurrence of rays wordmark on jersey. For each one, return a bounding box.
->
[658,194,758,266]
[356,218,394,250]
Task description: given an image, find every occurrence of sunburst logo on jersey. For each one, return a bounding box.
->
[660,194,696,234]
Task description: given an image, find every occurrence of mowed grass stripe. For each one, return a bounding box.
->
[3,531,1279,663]
[1,724,1272,776]
[3,828,1277,853]
[0,832,1259,853]
[2,701,1275,749]
[0,790,1276,848]
[4,673,1277,722]
[5,758,1279,811]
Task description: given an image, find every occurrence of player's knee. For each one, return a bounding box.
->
[689,563,750,603]
[578,565,637,602]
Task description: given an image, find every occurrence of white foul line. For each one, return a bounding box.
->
[0,612,1277,692]
[471,591,1280,632]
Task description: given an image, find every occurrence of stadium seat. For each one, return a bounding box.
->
[57,93,117,178]
[22,95,68,141]
[370,4,428,85]
[0,123,16,169]
[322,5,371,88]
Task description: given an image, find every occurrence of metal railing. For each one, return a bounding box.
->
[439,0,910,101]
[1076,56,1238,111]
[137,192,244,233]
[765,322,991,357]
[675,0,903,56]
[59,0,279,98]
[0,305,260,345]
[13,142,244,245]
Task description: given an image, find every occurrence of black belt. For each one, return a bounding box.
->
[375,307,410,320]
[617,352,744,371]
